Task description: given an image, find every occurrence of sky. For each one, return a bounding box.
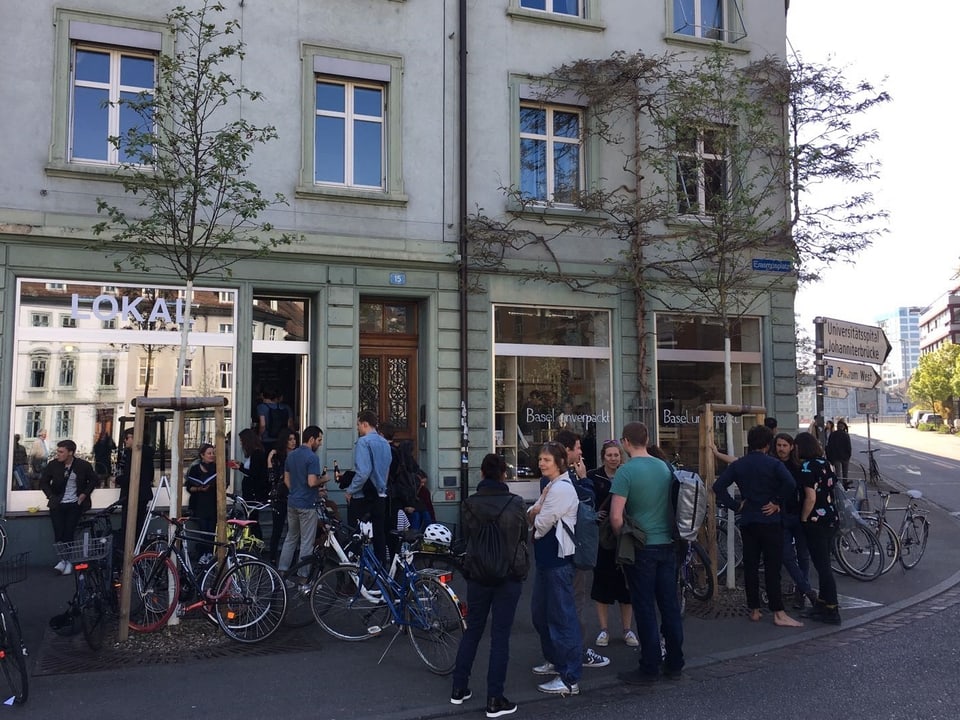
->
[788,1,958,331]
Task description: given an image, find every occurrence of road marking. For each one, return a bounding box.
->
[837,593,883,609]
[904,467,922,475]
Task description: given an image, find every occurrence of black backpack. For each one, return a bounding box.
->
[388,445,419,508]
[266,403,289,438]
[463,499,512,586]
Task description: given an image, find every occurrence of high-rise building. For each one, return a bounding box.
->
[919,286,960,355]
[877,306,922,394]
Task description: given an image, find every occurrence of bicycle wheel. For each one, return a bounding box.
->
[834,526,882,581]
[405,577,464,675]
[0,526,7,560]
[282,555,325,628]
[866,518,900,575]
[79,569,108,651]
[899,515,929,569]
[715,522,742,576]
[215,561,286,643]
[0,595,28,704]
[685,542,714,601]
[310,566,390,641]
[128,552,179,632]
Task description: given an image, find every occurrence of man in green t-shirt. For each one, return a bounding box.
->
[609,422,684,685]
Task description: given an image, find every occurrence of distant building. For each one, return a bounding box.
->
[877,307,922,394]
[919,286,960,355]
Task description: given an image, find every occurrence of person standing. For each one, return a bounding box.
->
[528,442,582,697]
[714,425,803,628]
[450,454,528,718]
[230,428,270,540]
[345,410,392,564]
[186,443,220,561]
[278,426,326,579]
[796,432,842,625]
[825,420,852,484]
[11,434,29,490]
[93,431,117,489]
[609,422,685,684]
[115,427,155,543]
[40,439,98,575]
[29,429,50,489]
[266,428,297,565]
[257,386,294,453]
[774,433,817,611]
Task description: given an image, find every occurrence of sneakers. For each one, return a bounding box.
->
[450,688,472,705]
[595,629,609,647]
[485,696,517,718]
[537,677,580,696]
[61,562,73,576]
[623,630,639,647]
[583,648,610,668]
[532,661,556,675]
[54,560,66,574]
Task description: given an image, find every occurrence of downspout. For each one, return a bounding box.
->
[457,0,469,530]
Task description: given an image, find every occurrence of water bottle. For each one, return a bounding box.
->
[333,459,341,484]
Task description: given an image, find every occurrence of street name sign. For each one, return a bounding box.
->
[752,258,792,273]
[824,359,882,389]
[818,317,892,365]
[856,388,880,415]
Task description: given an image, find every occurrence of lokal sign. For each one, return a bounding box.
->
[817,317,891,365]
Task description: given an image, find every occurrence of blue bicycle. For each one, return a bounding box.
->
[309,522,465,675]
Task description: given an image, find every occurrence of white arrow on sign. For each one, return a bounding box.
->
[817,317,892,364]
[824,359,882,389]
[826,386,849,399]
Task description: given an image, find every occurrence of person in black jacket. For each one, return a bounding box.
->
[230,428,269,540]
[825,420,852,483]
[115,427,155,543]
[40,439,98,574]
[450,454,528,718]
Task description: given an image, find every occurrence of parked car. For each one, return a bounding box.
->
[909,410,926,428]
[919,413,944,428]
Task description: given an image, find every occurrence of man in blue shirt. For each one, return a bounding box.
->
[346,410,392,563]
[278,426,326,578]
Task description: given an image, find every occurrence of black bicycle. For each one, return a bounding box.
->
[0,551,28,704]
[54,534,114,651]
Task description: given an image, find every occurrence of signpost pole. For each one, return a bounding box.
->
[814,318,825,435]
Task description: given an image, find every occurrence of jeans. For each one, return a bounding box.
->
[50,502,83,543]
[269,500,288,563]
[278,505,318,574]
[531,562,582,685]
[622,543,684,676]
[452,579,523,698]
[803,522,838,606]
[741,522,785,611]
[782,515,812,594]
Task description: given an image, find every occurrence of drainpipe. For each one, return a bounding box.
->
[457,0,469,532]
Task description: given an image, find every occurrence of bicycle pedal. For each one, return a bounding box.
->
[367,625,383,635]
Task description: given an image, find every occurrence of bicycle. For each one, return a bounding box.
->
[676,540,713,617]
[310,522,465,675]
[859,448,885,488]
[714,512,742,576]
[831,521,883,581]
[226,493,271,555]
[0,551,28,704]
[0,519,7,559]
[54,534,114,651]
[129,511,286,643]
[873,488,930,569]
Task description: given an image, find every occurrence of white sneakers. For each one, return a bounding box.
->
[624,630,639,647]
[537,677,580,696]
[532,661,556,675]
[54,560,73,575]
[595,630,609,647]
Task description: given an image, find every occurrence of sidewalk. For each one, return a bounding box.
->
[8,481,960,718]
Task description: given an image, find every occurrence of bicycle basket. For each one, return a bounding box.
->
[55,535,113,564]
[0,551,29,587]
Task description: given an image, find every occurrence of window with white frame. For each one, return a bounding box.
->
[58,355,77,387]
[269,327,278,341]
[675,126,728,216]
[55,408,73,437]
[102,318,117,329]
[315,79,384,188]
[217,291,231,303]
[60,315,77,328]
[219,362,233,390]
[219,323,233,334]
[70,45,156,164]
[181,359,193,387]
[31,313,50,328]
[99,357,116,386]
[25,409,43,439]
[520,104,583,204]
[670,0,745,43]
[520,0,581,15]
[46,282,66,291]
[138,357,155,387]
[30,354,49,388]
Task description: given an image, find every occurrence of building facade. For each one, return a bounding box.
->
[1,1,794,539]
[919,286,960,355]
[877,306,922,397]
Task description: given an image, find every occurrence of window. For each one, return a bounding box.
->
[48,10,169,179]
[217,291,232,303]
[219,362,233,390]
[181,359,193,388]
[31,313,50,328]
[102,318,117,329]
[676,127,728,216]
[60,315,77,328]
[102,285,117,293]
[99,357,116,386]
[138,357,155,387]
[30,355,48,388]
[520,104,583,204]
[219,323,234,334]
[25,410,43,439]
[297,45,406,205]
[46,282,66,291]
[520,0,581,15]
[268,327,278,341]
[55,409,73,438]
[669,0,745,44]
[58,355,77,387]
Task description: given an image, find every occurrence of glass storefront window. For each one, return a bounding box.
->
[656,314,763,470]
[494,305,613,477]
[7,279,237,510]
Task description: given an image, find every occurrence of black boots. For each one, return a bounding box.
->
[801,600,841,625]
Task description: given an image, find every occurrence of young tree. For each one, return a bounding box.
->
[93,1,293,398]
[909,344,960,417]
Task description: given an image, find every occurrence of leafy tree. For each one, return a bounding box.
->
[909,344,960,416]
[92,1,293,397]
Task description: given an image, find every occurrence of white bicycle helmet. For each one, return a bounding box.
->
[423,523,452,547]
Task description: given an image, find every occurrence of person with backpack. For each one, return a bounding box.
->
[609,422,685,685]
[257,386,294,453]
[527,441,582,697]
[450,454,528,718]
[380,421,421,557]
